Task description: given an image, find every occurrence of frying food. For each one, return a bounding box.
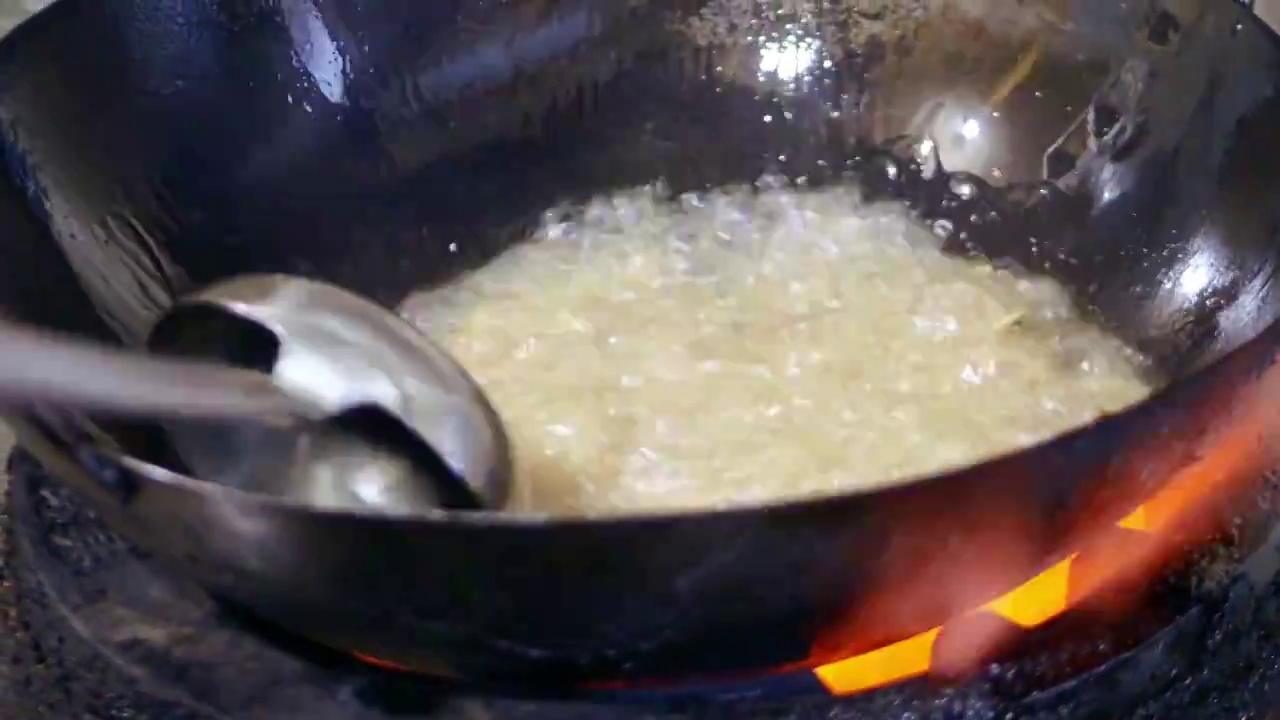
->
[400,180,1153,515]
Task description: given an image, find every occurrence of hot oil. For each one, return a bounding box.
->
[399,178,1154,516]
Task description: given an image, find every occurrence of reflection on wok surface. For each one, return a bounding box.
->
[1,0,1276,376]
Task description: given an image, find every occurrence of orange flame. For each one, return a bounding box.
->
[813,360,1280,696]
[352,651,413,672]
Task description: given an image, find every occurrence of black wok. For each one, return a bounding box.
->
[1,0,1280,689]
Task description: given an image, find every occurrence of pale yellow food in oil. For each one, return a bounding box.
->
[399,181,1154,516]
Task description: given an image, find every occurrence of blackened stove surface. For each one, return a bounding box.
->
[6,452,1280,719]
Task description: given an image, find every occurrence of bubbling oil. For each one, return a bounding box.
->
[399,180,1154,516]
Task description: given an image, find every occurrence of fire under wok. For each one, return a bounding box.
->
[1,0,1280,690]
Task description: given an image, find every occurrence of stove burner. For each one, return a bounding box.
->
[6,450,1280,719]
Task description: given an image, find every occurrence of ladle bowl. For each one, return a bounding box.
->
[149,273,512,512]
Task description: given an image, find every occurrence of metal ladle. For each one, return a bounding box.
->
[0,274,512,513]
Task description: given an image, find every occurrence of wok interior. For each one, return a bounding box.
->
[2,0,1280,508]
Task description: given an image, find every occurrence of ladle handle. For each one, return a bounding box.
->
[0,318,314,423]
